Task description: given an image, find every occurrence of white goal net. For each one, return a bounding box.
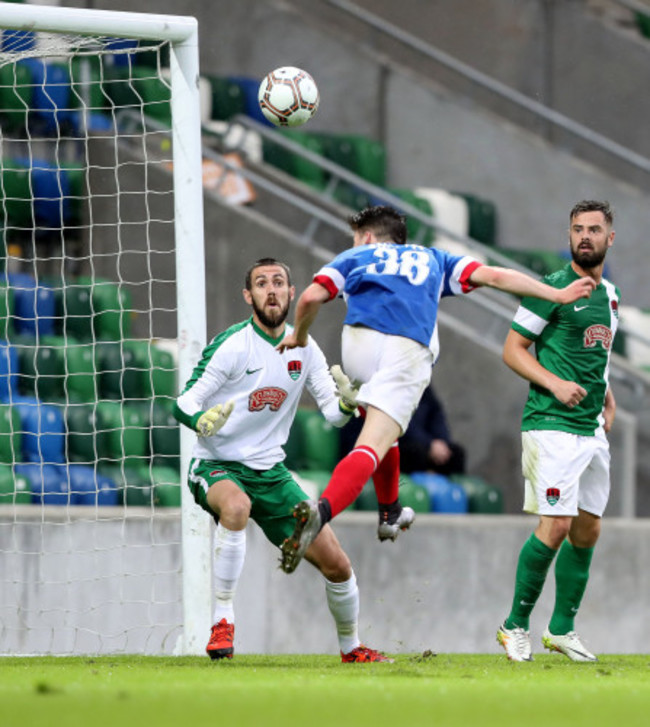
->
[0,5,208,655]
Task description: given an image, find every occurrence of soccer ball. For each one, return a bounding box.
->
[257,66,319,127]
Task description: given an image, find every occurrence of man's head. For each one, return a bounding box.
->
[568,200,614,270]
[347,205,407,246]
[243,258,295,332]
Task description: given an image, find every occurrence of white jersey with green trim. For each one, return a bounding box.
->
[176,317,348,469]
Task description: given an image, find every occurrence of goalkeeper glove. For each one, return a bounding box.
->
[196,400,235,437]
[331,365,359,416]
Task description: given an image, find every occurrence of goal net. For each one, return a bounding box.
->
[0,5,209,655]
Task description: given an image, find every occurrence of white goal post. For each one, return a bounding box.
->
[0,3,210,654]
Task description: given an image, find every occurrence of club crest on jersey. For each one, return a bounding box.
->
[611,299,619,318]
[249,387,287,411]
[583,324,612,350]
[287,360,302,381]
[546,487,560,506]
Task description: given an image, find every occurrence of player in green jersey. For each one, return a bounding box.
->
[174,258,391,663]
[497,201,620,662]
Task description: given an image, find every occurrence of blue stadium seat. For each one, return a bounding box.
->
[67,464,119,506]
[12,157,72,227]
[7,273,56,337]
[20,59,71,136]
[15,462,68,505]
[409,472,468,514]
[228,76,273,126]
[12,395,65,464]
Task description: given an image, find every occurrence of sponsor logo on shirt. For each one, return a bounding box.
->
[287,360,302,381]
[583,324,612,350]
[249,387,288,411]
[546,487,560,506]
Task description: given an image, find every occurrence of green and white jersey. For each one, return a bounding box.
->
[511,264,621,436]
[174,317,348,469]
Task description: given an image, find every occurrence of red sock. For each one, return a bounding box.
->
[373,444,400,506]
[321,446,379,518]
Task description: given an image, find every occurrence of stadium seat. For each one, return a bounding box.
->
[413,188,473,253]
[0,62,33,134]
[206,75,247,121]
[100,464,154,507]
[307,132,386,186]
[0,159,33,228]
[136,464,181,507]
[26,61,71,136]
[12,396,65,464]
[0,403,21,465]
[149,401,180,471]
[284,408,340,472]
[103,65,171,126]
[450,474,504,514]
[409,472,468,514]
[0,283,15,340]
[64,402,112,463]
[15,462,68,505]
[80,277,132,342]
[451,192,498,246]
[95,400,148,469]
[228,75,273,126]
[397,474,430,513]
[0,462,31,504]
[355,480,376,511]
[493,248,566,277]
[262,129,328,190]
[95,342,141,402]
[125,340,177,401]
[17,337,66,401]
[0,341,20,401]
[67,463,119,506]
[7,272,56,337]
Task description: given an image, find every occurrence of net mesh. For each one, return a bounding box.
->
[0,27,183,654]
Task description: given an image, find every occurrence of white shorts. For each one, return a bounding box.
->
[521,428,611,517]
[341,325,433,434]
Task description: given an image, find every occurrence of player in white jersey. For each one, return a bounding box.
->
[277,205,597,574]
[174,258,391,663]
[497,201,619,663]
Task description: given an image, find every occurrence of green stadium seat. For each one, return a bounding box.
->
[103,65,171,126]
[397,474,430,513]
[0,403,21,465]
[125,340,177,400]
[64,402,112,463]
[493,248,566,277]
[262,129,328,190]
[284,408,340,472]
[136,464,181,507]
[0,62,32,134]
[308,132,386,186]
[95,342,141,401]
[54,281,93,341]
[76,277,132,342]
[355,480,376,511]
[17,337,66,401]
[95,400,148,469]
[450,474,504,514]
[1,158,33,228]
[150,401,180,471]
[0,462,31,504]
[206,74,247,121]
[452,192,498,246]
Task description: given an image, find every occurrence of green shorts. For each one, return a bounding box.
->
[187,457,308,547]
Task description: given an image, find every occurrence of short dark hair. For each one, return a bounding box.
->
[245,258,292,290]
[347,205,407,245]
[570,200,613,226]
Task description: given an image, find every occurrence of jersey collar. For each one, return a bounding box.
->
[250,316,287,346]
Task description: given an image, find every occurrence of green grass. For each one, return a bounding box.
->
[2,653,650,727]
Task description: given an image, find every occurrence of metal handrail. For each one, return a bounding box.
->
[324,0,650,177]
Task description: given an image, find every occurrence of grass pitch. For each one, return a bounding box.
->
[2,653,649,727]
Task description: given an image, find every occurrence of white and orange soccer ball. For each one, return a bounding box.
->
[257,66,319,127]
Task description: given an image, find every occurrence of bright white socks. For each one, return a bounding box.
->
[325,571,360,654]
[212,523,246,624]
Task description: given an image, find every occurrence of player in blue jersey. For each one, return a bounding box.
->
[174,258,391,663]
[277,205,597,574]
[496,201,619,663]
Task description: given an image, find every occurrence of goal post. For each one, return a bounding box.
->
[0,4,210,654]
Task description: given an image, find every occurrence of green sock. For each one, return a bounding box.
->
[504,533,557,631]
[548,540,594,635]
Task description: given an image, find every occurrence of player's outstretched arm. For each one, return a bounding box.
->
[277,282,330,352]
[469,266,596,303]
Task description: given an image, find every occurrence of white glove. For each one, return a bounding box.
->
[196,400,234,437]
[331,365,359,415]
